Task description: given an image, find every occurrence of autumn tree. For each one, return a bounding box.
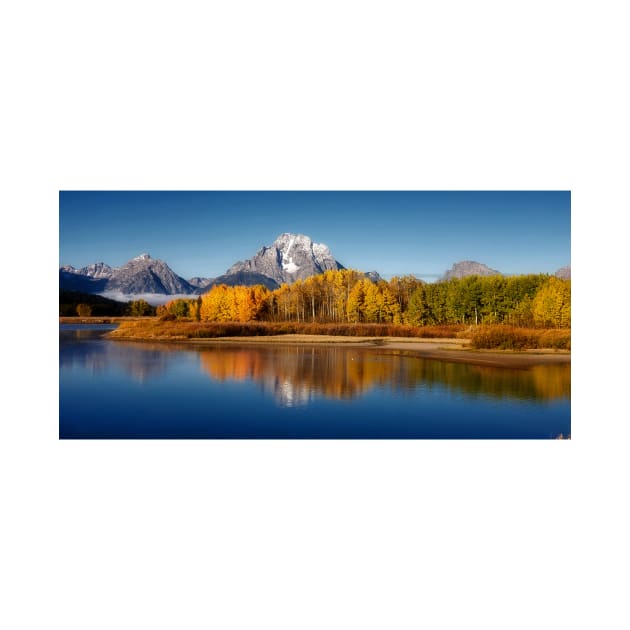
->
[76,303,92,317]
[273,284,293,321]
[389,275,424,314]
[189,297,202,321]
[200,284,269,322]
[234,285,269,322]
[377,281,401,323]
[532,277,571,328]
[129,299,154,316]
[347,278,368,322]
[334,270,363,322]
[200,285,231,321]
[406,286,428,325]
[303,274,322,322]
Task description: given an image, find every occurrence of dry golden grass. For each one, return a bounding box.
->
[469,325,570,350]
[108,320,469,340]
[108,320,571,354]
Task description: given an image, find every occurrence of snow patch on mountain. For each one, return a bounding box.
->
[280,235,300,273]
[282,259,300,273]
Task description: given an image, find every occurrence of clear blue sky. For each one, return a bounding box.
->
[59,191,570,281]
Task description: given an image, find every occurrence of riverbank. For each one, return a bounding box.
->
[108,331,570,368]
[85,319,569,368]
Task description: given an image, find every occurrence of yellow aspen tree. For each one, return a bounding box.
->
[362,281,385,322]
[200,285,231,321]
[347,278,369,322]
[532,278,571,328]
[381,283,402,324]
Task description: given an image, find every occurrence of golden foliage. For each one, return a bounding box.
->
[197,345,570,402]
[532,277,571,328]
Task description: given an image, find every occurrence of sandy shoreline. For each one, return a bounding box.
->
[108,333,570,368]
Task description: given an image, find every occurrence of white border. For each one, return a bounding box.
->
[3,1,627,629]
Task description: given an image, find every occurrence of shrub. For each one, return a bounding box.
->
[469,325,571,350]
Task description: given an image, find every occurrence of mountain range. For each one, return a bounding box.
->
[60,254,196,295]
[59,233,353,297]
[59,232,569,299]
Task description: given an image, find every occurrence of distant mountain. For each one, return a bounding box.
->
[77,262,114,279]
[441,261,502,280]
[364,271,382,283]
[209,271,281,291]
[555,265,571,280]
[187,276,215,290]
[59,269,108,293]
[105,253,195,294]
[218,233,345,287]
[60,253,196,296]
[61,262,113,279]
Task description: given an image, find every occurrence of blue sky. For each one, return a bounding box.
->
[59,191,570,281]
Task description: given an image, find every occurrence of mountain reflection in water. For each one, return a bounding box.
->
[60,328,169,382]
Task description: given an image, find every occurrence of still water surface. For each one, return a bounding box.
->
[59,325,570,439]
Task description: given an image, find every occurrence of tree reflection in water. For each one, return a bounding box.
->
[197,345,570,406]
[64,330,569,405]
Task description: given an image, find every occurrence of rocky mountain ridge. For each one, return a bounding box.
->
[61,253,195,295]
[105,254,195,294]
[441,260,502,280]
[225,233,345,286]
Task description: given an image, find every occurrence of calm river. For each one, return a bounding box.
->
[59,325,570,439]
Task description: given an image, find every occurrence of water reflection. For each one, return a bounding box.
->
[60,329,169,382]
[60,327,571,438]
[60,329,570,405]
[199,346,388,406]
[197,345,570,406]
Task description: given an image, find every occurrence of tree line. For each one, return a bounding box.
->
[157,269,570,328]
[60,290,157,317]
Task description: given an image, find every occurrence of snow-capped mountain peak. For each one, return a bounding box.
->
[225,233,344,285]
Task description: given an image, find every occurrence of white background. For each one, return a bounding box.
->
[2,1,628,629]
